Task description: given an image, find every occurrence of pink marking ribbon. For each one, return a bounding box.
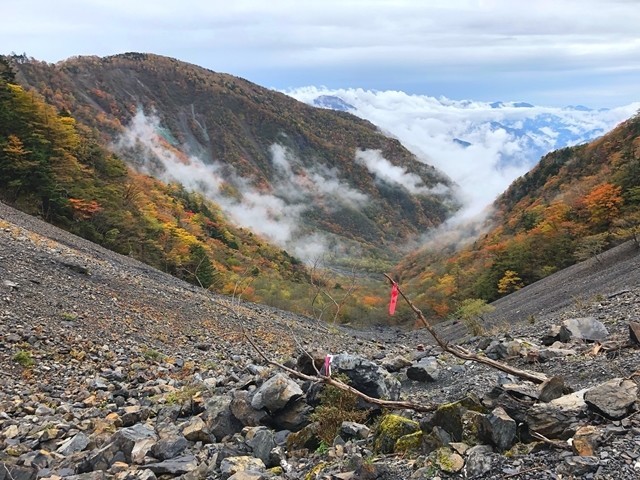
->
[323,354,332,377]
[389,283,399,315]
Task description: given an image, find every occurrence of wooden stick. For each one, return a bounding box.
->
[384,274,548,385]
[244,329,438,412]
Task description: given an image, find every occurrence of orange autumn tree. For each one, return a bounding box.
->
[583,182,623,229]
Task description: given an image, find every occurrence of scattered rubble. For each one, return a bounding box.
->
[1,201,640,479]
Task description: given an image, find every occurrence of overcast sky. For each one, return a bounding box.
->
[4,0,639,108]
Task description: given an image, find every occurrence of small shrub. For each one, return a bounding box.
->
[143,348,165,361]
[310,374,369,445]
[13,350,35,367]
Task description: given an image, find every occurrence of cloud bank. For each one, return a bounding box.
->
[286,87,640,219]
[4,1,639,107]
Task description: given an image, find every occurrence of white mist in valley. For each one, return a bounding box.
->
[116,110,376,261]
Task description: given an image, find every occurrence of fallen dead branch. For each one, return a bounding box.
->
[384,274,549,385]
[243,328,438,412]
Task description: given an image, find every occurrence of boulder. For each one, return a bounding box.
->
[526,389,588,439]
[203,395,243,441]
[560,317,609,342]
[182,416,213,443]
[219,456,266,479]
[482,406,516,451]
[538,376,566,403]
[373,414,420,454]
[381,355,412,373]
[144,455,199,475]
[56,432,90,456]
[150,434,188,461]
[572,425,601,456]
[434,447,464,473]
[245,427,276,467]
[584,378,638,419]
[406,357,440,382]
[230,390,268,427]
[463,445,495,478]
[340,421,370,440]
[251,374,302,412]
[331,353,400,400]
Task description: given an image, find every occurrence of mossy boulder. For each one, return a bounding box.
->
[286,422,321,451]
[373,414,420,454]
[434,447,465,473]
[395,431,423,453]
[425,393,486,442]
[461,410,486,445]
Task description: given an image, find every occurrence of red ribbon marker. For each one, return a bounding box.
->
[389,282,399,315]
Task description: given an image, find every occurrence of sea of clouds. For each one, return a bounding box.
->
[286,87,640,220]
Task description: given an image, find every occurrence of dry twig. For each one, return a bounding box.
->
[384,274,548,385]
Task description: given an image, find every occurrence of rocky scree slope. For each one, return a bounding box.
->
[1,200,640,480]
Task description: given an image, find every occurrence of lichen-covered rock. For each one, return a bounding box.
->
[434,447,464,473]
[395,431,423,453]
[373,414,420,454]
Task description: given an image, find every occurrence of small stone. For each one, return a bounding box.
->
[572,425,600,456]
[434,447,464,473]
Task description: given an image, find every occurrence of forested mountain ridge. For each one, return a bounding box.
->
[9,53,456,263]
[0,56,313,308]
[396,113,640,319]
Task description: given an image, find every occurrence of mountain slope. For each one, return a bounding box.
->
[0,61,313,310]
[10,53,456,262]
[395,113,640,318]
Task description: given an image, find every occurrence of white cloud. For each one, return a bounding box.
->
[355,149,446,195]
[3,1,639,107]
[286,87,640,219]
[116,110,371,261]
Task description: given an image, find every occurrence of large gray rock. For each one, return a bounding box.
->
[203,395,243,441]
[526,389,588,439]
[230,390,268,427]
[331,353,400,400]
[245,427,276,467]
[463,445,495,478]
[584,378,638,419]
[560,317,609,342]
[406,357,440,382]
[144,455,199,475]
[88,423,157,468]
[150,434,189,460]
[251,374,302,412]
[482,406,516,451]
[56,432,90,456]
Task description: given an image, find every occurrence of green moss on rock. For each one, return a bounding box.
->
[395,431,423,453]
[373,414,420,454]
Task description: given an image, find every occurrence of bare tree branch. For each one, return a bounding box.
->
[244,328,438,412]
[384,273,548,385]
